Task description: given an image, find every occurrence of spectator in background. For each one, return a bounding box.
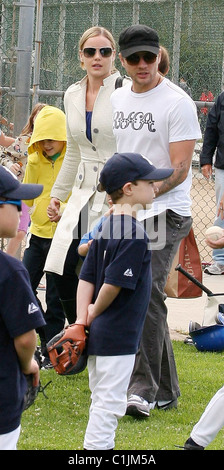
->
[199,91,214,116]
[0,103,46,257]
[200,91,224,275]
[179,77,192,98]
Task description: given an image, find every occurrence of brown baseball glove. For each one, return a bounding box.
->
[47,323,88,375]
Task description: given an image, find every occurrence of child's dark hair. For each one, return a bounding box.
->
[108,181,138,203]
[108,188,124,203]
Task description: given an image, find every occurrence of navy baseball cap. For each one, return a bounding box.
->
[119,25,160,58]
[97,152,173,194]
[0,166,43,200]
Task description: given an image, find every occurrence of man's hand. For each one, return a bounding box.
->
[206,236,224,250]
[201,164,212,180]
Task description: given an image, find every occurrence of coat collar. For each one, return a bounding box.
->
[67,71,120,116]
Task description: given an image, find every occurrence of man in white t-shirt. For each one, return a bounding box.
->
[111,25,202,418]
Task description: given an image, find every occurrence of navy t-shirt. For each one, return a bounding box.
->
[79,214,151,356]
[0,252,45,434]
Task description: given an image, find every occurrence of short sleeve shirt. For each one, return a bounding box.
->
[79,214,151,356]
[111,78,202,218]
[0,252,45,434]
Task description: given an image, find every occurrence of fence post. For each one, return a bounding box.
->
[32,0,43,107]
[13,0,35,136]
[55,1,66,108]
[172,0,182,85]
[0,3,5,92]
[222,43,224,92]
[133,2,139,24]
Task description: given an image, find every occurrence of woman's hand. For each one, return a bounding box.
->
[47,197,61,222]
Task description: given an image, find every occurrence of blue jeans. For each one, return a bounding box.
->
[23,234,65,355]
[128,210,192,403]
[213,168,224,265]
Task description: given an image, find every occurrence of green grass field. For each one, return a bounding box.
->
[18,341,224,451]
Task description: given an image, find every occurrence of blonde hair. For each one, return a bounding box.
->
[79,26,117,72]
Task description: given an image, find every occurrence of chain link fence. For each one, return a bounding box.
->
[1,0,224,262]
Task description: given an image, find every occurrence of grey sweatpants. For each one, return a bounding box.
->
[128,209,192,403]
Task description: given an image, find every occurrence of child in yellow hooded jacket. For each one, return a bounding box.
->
[23,105,67,237]
[22,105,69,368]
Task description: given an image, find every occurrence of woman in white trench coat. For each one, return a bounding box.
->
[45,26,129,323]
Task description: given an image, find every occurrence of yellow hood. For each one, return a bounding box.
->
[28,105,66,154]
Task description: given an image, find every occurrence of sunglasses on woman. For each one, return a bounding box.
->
[125,52,157,66]
[0,199,22,211]
[82,47,114,58]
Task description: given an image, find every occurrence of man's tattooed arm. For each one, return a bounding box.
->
[154,140,196,197]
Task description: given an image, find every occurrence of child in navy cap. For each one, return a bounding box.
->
[0,166,45,450]
[75,152,173,450]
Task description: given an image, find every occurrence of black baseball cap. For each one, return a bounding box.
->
[119,24,160,58]
[0,166,43,200]
[97,152,173,194]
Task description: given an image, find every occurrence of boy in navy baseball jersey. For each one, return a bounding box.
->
[0,166,45,450]
[75,152,173,450]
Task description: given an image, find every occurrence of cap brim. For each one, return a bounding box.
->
[121,45,159,58]
[7,183,43,200]
[143,168,174,181]
[97,169,174,193]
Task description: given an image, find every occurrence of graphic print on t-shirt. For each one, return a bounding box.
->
[113,110,156,132]
[110,78,202,218]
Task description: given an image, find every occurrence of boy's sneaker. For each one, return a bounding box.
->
[41,357,53,370]
[184,437,204,450]
[204,262,224,275]
[126,394,150,417]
